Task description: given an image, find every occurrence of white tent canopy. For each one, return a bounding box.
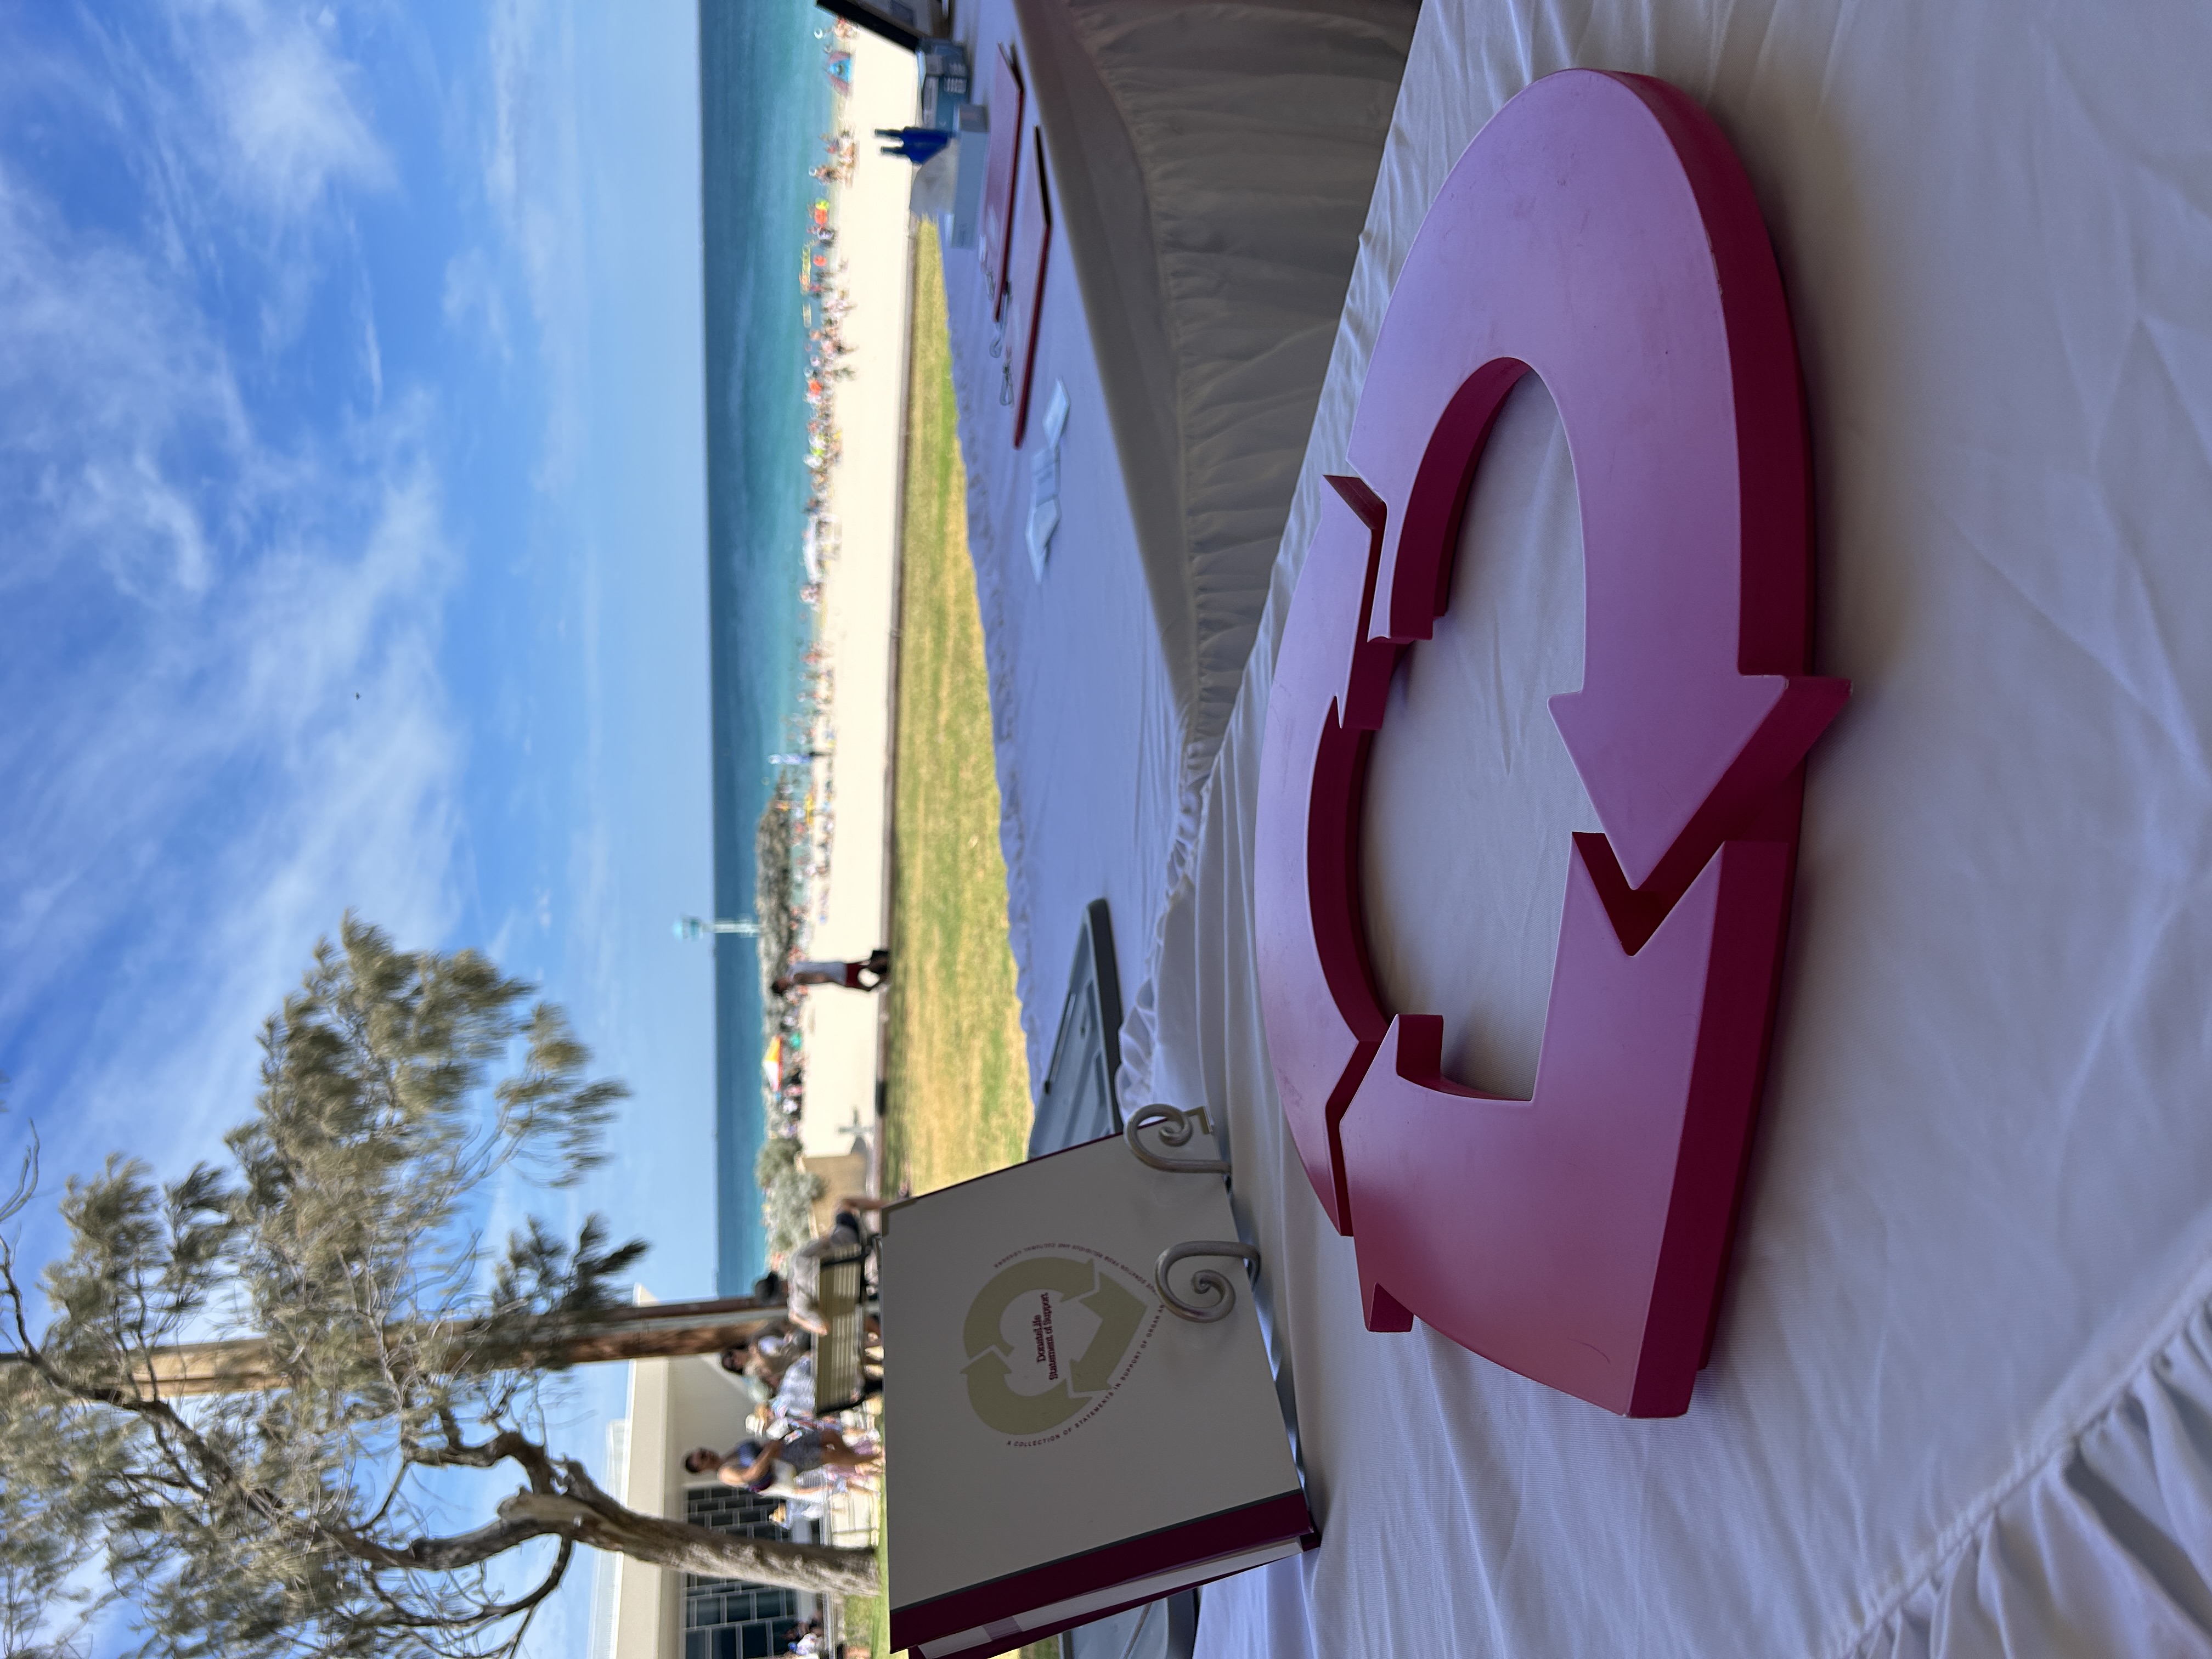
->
[945,0,1414,1086]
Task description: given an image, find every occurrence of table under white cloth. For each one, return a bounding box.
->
[944,0,1412,1085]
[1112,1,2212,1655]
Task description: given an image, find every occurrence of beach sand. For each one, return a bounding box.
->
[794,33,916,1170]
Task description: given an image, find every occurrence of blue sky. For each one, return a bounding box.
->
[0,1,730,1647]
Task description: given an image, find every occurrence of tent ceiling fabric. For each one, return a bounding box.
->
[1015,0,1418,849]
[953,0,1417,1087]
[1113,0,2212,1654]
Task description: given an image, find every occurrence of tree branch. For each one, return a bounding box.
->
[362,1536,572,1633]
[319,1429,565,1573]
[325,1507,557,1575]
[494,1462,880,1599]
[405,1427,557,1493]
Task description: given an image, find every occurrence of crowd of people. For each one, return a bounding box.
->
[802,131,858,557]
[780,126,855,1130]
[764,104,874,1139]
[695,1197,890,1527]
[811,128,858,187]
[757,690,849,1131]
[718,34,889,1658]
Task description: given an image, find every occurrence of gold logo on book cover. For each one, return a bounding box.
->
[961,1251,1148,1437]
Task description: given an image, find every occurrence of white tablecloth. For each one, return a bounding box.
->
[945,0,1413,1085]
[1116,0,2212,1653]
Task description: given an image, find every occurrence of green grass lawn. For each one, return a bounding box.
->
[866,222,1048,1659]
[879,223,1034,1201]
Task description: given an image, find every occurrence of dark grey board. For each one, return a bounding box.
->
[1028,898,1124,1158]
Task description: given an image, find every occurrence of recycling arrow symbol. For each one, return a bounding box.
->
[961,1254,1147,1436]
[1255,70,1848,1418]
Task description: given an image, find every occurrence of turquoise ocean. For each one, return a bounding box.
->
[699,2,833,1293]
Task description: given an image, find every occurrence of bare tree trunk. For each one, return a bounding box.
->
[0,1296,788,1396]
[499,1489,879,1598]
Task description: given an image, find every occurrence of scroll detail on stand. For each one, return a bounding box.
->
[1124,1104,1262,1324]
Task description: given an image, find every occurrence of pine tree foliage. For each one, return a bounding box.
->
[0,917,878,1659]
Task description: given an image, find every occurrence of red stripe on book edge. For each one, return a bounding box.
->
[890,1488,1313,1651]
[910,1536,1318,1659]
[916,1566,1224,1659]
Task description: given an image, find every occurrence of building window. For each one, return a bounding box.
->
[681,1485,802,1659]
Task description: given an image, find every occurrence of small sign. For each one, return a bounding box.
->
[882,1132,1311,1658]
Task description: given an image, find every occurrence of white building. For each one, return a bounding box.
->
[591,1348,828,1659]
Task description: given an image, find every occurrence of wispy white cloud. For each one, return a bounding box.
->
[38,0,398,366]
[70,454,463,1154]
[442,246,513,364]
[166,0,394,218]
[0,10,459,1199]
[362,296,385,409]
[0,415,463,1184]
[480,0,586,489]
[0,168,249,600]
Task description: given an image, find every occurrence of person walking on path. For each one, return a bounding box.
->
[774,949,888,995]
[876,125,951,165]
[685,1426,879,1492]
